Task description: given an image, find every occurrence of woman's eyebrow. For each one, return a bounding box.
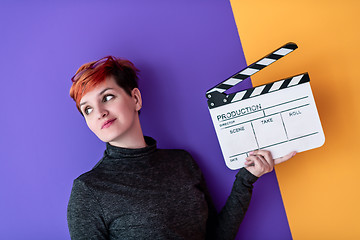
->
[99,88,114,96]
[80,88,114,107]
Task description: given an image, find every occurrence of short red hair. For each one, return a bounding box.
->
[69,56,139,113]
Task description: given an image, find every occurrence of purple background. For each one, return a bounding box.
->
[0,1,292,239]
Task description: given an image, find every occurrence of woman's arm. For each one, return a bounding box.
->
[67,180,108,240]
[205,150,296,240]
[204,167,257,240]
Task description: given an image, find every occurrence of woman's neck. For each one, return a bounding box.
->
[108,117,147,149]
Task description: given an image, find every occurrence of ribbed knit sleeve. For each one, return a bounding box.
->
[184,150,258,240]
[67,180,108,240]
[204,168,258,240]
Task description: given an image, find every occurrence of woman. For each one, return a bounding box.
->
[67,56,296,240]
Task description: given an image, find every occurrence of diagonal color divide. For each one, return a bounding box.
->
[230,0,360,239]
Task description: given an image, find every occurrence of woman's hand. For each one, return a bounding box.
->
[244,150,297,177]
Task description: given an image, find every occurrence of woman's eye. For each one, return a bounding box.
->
[103,94,114,102]
[84,107,93,115]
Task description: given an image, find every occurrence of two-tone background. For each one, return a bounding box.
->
[1,1,359,239]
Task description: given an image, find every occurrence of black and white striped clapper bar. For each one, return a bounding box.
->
[206,42,325,170]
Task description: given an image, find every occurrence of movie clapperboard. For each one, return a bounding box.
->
[206,42,325,170]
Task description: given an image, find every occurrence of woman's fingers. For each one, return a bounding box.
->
[245,152,273,177]
[250,150,274,167]
[274,151,297,165]
[245,150,297,177]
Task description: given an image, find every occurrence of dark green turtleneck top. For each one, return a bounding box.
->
[67,137,258,240]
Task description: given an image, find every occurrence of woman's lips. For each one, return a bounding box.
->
[101,119,116,129]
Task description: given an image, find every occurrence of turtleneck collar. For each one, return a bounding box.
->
[104,136,157,159]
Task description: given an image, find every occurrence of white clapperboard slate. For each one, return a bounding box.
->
[206,42,325,170]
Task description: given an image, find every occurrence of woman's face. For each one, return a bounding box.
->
[79,76,142,145]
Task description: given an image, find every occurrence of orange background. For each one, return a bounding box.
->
[230,0,360,239]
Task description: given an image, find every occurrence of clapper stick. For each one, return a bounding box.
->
[206,42,298,98]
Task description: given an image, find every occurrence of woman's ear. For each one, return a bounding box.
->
[131,88,142,112]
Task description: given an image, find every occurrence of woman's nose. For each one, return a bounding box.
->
[98,108,109,119]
